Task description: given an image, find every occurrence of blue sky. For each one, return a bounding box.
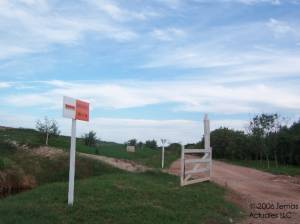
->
[0,0,300,143]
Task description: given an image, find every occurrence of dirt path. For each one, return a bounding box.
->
[78,153,151,173]
[169,159,300,224]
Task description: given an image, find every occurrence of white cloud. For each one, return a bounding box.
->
[151,28,186,41]
[267,18,294,36]
[91,0,159,22]
[0,112,247,143]
[0,0,139,60]
[3,79,300,114]
[0,82,11,88]
[195,0,282,4]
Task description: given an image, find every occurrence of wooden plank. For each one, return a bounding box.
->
[185,168,209,175]
[185,158,211,164]
[183,149,210,154]
[182,177,210,186]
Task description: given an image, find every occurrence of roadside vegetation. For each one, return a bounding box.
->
[0,171,242,224]
[187,114,300,176]
[0,127,180,170]
[0,139,118,197]
[220,159,300,176]
[0,127,242,224]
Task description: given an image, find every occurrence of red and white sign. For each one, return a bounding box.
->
[63,96,89,121]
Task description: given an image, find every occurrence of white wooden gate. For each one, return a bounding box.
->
[180,114,212,186]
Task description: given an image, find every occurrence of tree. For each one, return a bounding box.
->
[36,117,60,145]
[145,139,157,149]
[167,143,181,155]
[83,131,97,147]
[137,141,144,149]
[127,139,137,146]
[248,113,280,167]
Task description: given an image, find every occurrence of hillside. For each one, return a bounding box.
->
[0,126,243,224]
[0,126,179,169]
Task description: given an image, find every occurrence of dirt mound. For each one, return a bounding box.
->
[79,153,151,173]
[31,146,65,158]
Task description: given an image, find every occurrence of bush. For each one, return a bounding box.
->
[83,131,97,147]
[145,140,157,149]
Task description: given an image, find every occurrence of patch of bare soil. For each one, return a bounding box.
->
[31,146,65,158]
[168,159,300,224]
[0,170,36,197]
[78,153,151,173]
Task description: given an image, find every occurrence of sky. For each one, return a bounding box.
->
[0,0,300,144]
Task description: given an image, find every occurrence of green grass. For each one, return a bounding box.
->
[0,141,119,186]
[0,127,180,169]
[220,159,300,176]
[0,127,243,223]
[0,171,243,224]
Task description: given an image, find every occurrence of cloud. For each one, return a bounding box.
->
[194,0,282,4]
[0,0,139,60]
[91,0,159,22]
[0,111,247,143]
[268,18,292,34]
[0,82,11,88]
[3,79,300,115]
[151,28,186,41]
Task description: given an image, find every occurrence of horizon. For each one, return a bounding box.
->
[1,0,300,143]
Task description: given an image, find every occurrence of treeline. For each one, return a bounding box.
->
[207,114,300,166]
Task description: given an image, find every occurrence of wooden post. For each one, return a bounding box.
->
[180,144,185,186]
[204,114,212,178]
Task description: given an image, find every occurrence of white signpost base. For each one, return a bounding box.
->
[68,119,76,206]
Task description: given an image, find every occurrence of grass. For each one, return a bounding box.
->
[0,141,119,187]
[0,171,243,224]
[0,126,244,223]
[220,159,300,176]
[0,127,180,169]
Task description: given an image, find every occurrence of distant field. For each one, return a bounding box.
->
[0,127,180,169]
[0,171,242,224]
[220,159,300,176]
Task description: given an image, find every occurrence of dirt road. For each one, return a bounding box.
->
[168,159,300,224]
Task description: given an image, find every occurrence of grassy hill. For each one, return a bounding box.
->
[0,126,179,169]
[0,171,242,224]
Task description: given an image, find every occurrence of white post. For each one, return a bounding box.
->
[68,119,76,206]
[161,139,166,169]
[180,144,185,186]
[162,145,165,168]
[204,114,211,178]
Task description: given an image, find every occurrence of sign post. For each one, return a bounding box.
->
[63,96,89,206]
[68,119,76,205]
[161,139,167,169]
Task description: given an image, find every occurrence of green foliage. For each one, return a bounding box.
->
[127,139,137,146]
[211,128,249,160]
[36,117,60,145]
[0,128,179,169]
[83,131,97,147]
[145,139,157,149]
[221,159,300,176]
[210,113,300,168]
[0,172,242,224]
